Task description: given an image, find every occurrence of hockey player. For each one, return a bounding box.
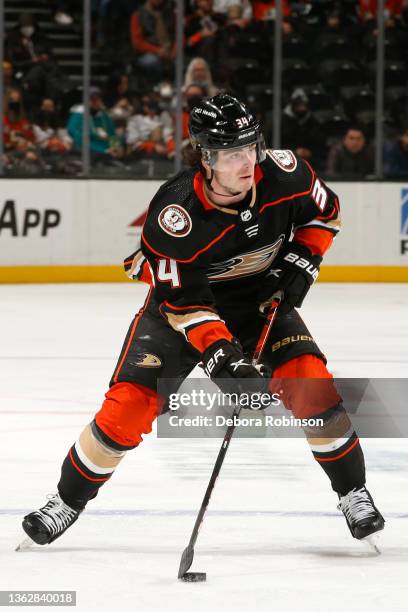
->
[20,94,384,551]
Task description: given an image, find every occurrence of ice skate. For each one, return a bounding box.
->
[338,486,385,553]
[16,494,80,550]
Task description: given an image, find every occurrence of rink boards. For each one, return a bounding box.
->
[0,179,407,282]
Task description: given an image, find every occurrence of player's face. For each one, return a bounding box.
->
[212,144,257,195]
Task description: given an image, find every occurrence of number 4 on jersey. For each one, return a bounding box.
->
[157,258,181,288]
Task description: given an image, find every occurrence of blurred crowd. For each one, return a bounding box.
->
[2,0,408,177]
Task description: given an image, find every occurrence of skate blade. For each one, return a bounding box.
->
[15,536,36,552]
[361,533,381,555]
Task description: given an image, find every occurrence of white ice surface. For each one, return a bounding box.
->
[0,283,407,612]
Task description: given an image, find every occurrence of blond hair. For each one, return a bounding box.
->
[183,58,218,97]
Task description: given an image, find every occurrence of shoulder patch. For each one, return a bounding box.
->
[266,149,298,173]
[158,204,192,238]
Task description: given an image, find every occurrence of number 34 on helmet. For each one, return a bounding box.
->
[188,93,266,169]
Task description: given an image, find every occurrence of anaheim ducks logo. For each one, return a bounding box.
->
[158,205,192,237]
[130,353,162,368]
[207,236,285,282]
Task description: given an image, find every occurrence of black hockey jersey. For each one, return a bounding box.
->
[125,150,340,355]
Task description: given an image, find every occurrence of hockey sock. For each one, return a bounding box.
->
[304,404,366,496]
[57,424,125,511]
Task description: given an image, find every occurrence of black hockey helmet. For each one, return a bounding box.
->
[189,93,265,165]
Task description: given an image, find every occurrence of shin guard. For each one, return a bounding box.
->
[273,355,366,495]
[58,382,160,510]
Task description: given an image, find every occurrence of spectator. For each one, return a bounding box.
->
[33,98,73,154]
[252,0,291,21]
[155,80,175,111]
[184,0,227,65]
[182,83,206,148]
[126,95,172,158]
[109,97,135,125]
[358,0,405,37]
[2,87,45,175]
[54,1,74,25]
[290,0,354,27]
[281,88,325,170]
[2,146,45,176]
[358,0,403,22]
[224,3,250,28]
[104,74,135,128]
[251,0,293,37]
[22,56,72,110]
[94,0,140,54]
[2,61,17,94]
[104,73,131,108]
[213,0,252,25]
[5,13,51,74]
[53,1,83,25]
[183,57,218,96]
[3,88,35,152]
[384,127,408,177]
[323,7,344,30]
[130,0,175,83]
[67,87,123,163]
[326,126,374,178]
[166,83,207,156]
[314,5,361,49]
[5,13,72,109]
[184,83,206,112]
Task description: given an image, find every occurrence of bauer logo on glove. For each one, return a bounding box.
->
[283,251,320,282]
[259,242,322,315]
[202,338,271,400]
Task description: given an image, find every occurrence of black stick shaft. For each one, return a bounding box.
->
[178,295,282,577]
[187,402,241,549]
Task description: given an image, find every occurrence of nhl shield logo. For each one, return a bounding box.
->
[240,209,252,222]
[158,205,192,237]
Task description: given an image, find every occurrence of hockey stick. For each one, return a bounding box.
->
[177,291,283,581]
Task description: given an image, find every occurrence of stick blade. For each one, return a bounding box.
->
[178,544,194,578]
[180,572,206,583]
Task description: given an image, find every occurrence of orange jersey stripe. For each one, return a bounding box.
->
[293,227,334,257]
[186,320,233,353]
[162,301,216,312]
[113,287,152,383]
[142,224,235,263]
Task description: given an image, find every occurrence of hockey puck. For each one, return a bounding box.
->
[180,572,207,582]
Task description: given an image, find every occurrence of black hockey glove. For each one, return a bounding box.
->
[202,338,271,408]
[259,243,322,316]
